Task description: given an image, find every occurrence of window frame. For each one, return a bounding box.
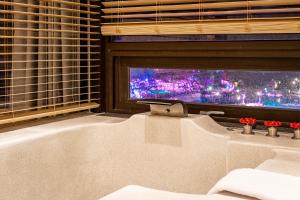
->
[105,40,300,123]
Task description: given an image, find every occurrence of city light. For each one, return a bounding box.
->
[130,68,300,109]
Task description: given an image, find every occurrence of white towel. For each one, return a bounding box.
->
[208,168,300,200]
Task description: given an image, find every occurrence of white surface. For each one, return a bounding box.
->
[257,149,300,176]
[100,152,300,200]
[100,185,245,200]
[0,113,229,199]
[0,113,300,200]
[208,168,300,200]
[0,114,126,149]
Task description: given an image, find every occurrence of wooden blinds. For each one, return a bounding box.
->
[101,0,300,35]
[0,0,101,125]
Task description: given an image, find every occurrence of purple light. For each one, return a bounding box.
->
[130,68,300,110]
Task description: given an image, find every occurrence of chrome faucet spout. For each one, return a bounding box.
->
[200,111,225,116]
[137,100,188,117]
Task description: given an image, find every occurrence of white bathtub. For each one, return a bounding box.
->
[0,113,299,200]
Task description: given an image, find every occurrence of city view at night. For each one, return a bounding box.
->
[130,68,300,110]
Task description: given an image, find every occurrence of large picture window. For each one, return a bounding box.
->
[106,41,300,122]
[130,68,300,110]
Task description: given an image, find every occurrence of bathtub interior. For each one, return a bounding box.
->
[0,113,299,200]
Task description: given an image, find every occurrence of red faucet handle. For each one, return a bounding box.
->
[264,121,282,127]
[290,122,300,129]
[240,118,256,125]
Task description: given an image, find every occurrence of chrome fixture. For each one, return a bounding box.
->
[292,129,300,140]
[137,100,188,117]
[199,111,225,116]
[266,127,280,137]
[242,125,254,135]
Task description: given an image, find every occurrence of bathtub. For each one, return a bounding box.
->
[0,113,299,200]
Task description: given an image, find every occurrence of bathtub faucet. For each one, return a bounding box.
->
[137,100,188,118]
[199,111,225,116]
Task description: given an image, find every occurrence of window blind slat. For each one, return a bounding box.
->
[0,18,100,28]
[0,59,100,64]
[0,93,100,107]
[102,8,300,19]
[102,0,300,14]
[0,10,99,22]
[0,44,100,48]
[0,1,99,15]
[0,27,100,35]
[103,0,204,7]
[0,102,100,119]
[0,85,100,98]
[101,0,300,35]
[101,17,300,35]
[0,102,100,126]
[0,79,99,90]
[38,0,99,9]
[0,36,100,41]
[0,0,101,124]
[2,72,100,80]
[0,52,100,55]
[0,65,100,72]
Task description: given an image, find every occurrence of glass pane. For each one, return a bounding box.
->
[130,68,300,110]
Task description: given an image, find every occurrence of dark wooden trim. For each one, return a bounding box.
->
[105,37,114,112]
[107,41,300,51]
[105,40,300,122]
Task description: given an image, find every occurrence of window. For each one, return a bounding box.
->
[130,68,300,110]
[0,0,101,124]
[106,42,300,122]
[103,1,300,122]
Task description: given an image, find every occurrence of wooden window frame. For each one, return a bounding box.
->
[105,40,300,123]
